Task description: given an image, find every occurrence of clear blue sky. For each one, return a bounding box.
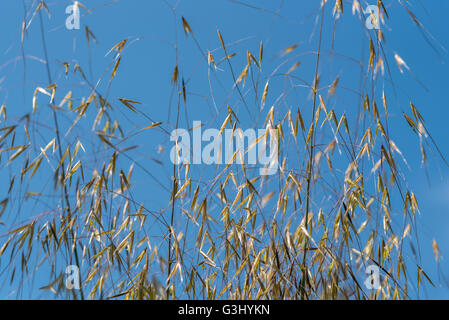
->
[0,0,448,299]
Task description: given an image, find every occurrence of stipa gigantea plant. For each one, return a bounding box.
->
[0,0,446,299]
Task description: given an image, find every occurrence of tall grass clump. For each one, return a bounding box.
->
[0,0,446,299]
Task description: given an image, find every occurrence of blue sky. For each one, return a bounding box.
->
[0,0,448,299]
